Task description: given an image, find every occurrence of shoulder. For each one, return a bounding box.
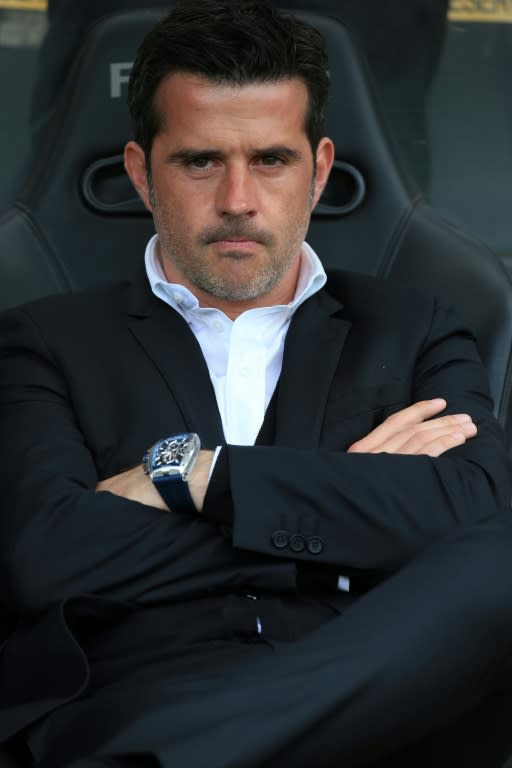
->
[11,279,130,315]
[0,279,132,329]
[0,280,139,356]
[324,268,445,320]
[322,269,470,350]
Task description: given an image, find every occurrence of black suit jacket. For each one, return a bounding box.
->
[0,267,509,741]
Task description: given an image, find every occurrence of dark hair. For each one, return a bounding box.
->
[127,0,329,164]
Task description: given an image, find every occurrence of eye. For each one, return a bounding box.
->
[187,156,215,170]
[258,155,284,167]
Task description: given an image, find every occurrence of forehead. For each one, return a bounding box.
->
[153,72,310,143]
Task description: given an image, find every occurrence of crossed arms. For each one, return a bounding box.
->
[97,398,478,511]
[0,288,510,615]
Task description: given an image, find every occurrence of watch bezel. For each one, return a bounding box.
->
[144,433,201,482]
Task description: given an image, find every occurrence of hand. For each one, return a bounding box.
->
[95,450,215,512]
[347,398,477,457]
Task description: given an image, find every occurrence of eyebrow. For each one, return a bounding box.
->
[165,145,303,164]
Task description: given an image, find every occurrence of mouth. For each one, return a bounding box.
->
[202,227,270,250]
[214,238,259,248]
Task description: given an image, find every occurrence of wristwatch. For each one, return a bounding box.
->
[143,432,201,513]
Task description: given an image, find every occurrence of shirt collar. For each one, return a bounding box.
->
[144,233,327,320]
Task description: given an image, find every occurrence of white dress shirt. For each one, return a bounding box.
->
[145,234,326,446]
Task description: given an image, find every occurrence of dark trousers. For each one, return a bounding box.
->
[33,518,512,768]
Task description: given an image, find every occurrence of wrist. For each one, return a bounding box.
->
[142,433,201,514]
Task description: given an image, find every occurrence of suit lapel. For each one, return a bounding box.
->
[274,287,351,448]
[126,273,225,448]
[125,270,349,450]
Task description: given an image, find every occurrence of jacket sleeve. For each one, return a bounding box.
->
[0,306,287,616]
[204,296,512,576]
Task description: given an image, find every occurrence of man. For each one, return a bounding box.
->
[0,2,511,766]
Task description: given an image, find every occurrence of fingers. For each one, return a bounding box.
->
[348,399,447,453]
[347,399,478,457]
[377,418,476,457]
[371,413,476,455]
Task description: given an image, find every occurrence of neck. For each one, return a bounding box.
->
[159,248,302,320]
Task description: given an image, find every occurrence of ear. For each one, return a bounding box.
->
[124,141,153,212]
[311,137,335,209]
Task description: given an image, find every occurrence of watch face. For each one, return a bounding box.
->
[155,434,191,468]
[148,433,200,481]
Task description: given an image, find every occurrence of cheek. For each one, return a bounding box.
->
[155,197,204,244]
[281,175,314,208]
[171,182,217,219]
[281,188,314,224]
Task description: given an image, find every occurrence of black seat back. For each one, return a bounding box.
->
[1,8,512,445]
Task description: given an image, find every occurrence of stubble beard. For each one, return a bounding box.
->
[149,180,314,303]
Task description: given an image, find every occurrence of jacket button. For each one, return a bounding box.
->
[307,536,324,555]
[289,534,306,552]
[271,530,289,549]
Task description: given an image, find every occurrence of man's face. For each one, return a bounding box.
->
[125,73,333,314]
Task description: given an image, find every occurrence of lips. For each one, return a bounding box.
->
[215,239,258,245]
[201,227,271,247]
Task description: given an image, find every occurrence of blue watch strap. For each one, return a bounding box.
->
[154,474,195,514]
[143,433,200,513]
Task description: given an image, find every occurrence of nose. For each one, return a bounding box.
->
[217,163,256,217]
